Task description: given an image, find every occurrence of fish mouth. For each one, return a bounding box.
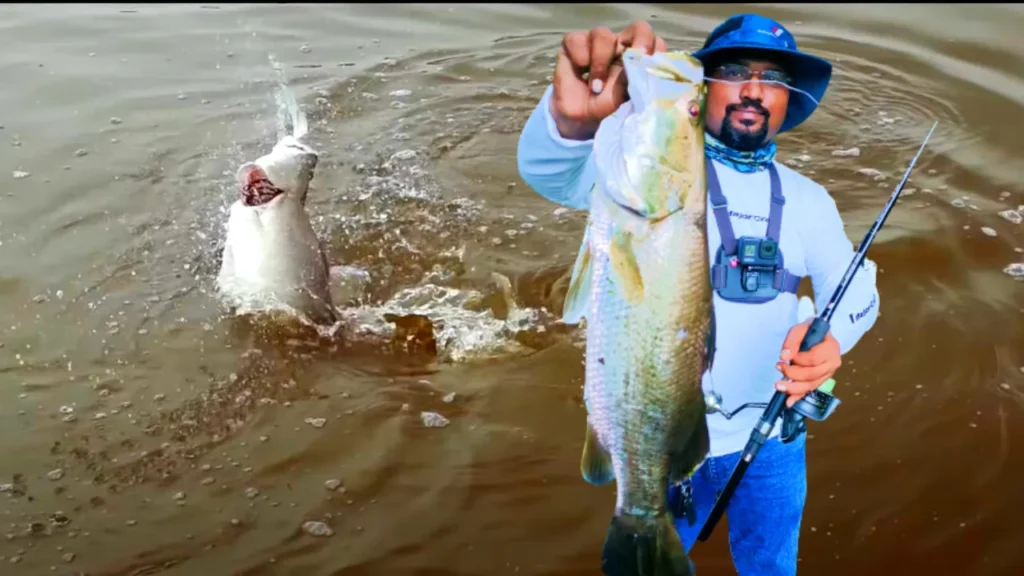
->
[240,167,285,207]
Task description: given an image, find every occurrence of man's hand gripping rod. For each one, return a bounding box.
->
[695,120,939,543]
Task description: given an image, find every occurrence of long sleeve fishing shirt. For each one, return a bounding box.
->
[517,85,881,458]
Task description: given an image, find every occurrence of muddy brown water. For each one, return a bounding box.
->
[1,3,1022,575]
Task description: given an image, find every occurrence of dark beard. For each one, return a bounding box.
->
[716,99,771,152]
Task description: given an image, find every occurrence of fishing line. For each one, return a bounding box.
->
[704,77,821,106]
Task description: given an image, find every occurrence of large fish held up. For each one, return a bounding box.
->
[561,49,713,576]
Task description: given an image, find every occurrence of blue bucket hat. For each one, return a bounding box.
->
[692,13,832,134]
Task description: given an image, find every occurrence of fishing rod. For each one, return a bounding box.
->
[696,120,939,543]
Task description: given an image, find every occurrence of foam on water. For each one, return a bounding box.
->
[336,281,564,363]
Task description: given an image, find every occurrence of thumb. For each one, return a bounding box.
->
[780,321,810,362]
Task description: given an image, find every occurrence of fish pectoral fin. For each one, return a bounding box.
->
[562,225,594,324]
[581,422,614,486]
[608,228,644,305]
[667,409,710,483]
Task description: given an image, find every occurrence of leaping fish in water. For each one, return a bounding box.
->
[216,77,336,328]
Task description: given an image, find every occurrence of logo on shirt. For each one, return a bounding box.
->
[848,294,877,324]
[728,210,768,224]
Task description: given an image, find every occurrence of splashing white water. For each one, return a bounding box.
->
[335,282,564,363]
[267,53,308,141]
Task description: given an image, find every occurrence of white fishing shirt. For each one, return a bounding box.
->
[517,85,881,457]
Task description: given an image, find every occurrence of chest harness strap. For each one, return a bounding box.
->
[707,158,803,304]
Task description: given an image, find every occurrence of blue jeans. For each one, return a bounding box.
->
[671,434,808,575]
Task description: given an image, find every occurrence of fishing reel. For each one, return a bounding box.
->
[781,381,841,443]
[704,378,841,443]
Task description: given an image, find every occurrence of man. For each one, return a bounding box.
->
[516,14,881,576]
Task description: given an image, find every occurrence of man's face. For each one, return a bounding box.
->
[704,57,791,151]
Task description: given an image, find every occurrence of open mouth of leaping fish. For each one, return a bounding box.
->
[241,167,285,207]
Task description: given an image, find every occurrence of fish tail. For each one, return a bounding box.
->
[601,511,694,576]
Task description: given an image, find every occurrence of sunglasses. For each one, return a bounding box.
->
[711,63,792,86]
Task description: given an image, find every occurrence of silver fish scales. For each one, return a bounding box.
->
[561,48,713,576]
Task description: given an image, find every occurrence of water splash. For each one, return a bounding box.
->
[201,66,566,363]
[267,53,308,141]
[335,281,568,363]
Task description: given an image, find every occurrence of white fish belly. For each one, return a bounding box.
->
[218,197,333,321]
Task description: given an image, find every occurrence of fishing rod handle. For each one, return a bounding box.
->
[798,316,830,353]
